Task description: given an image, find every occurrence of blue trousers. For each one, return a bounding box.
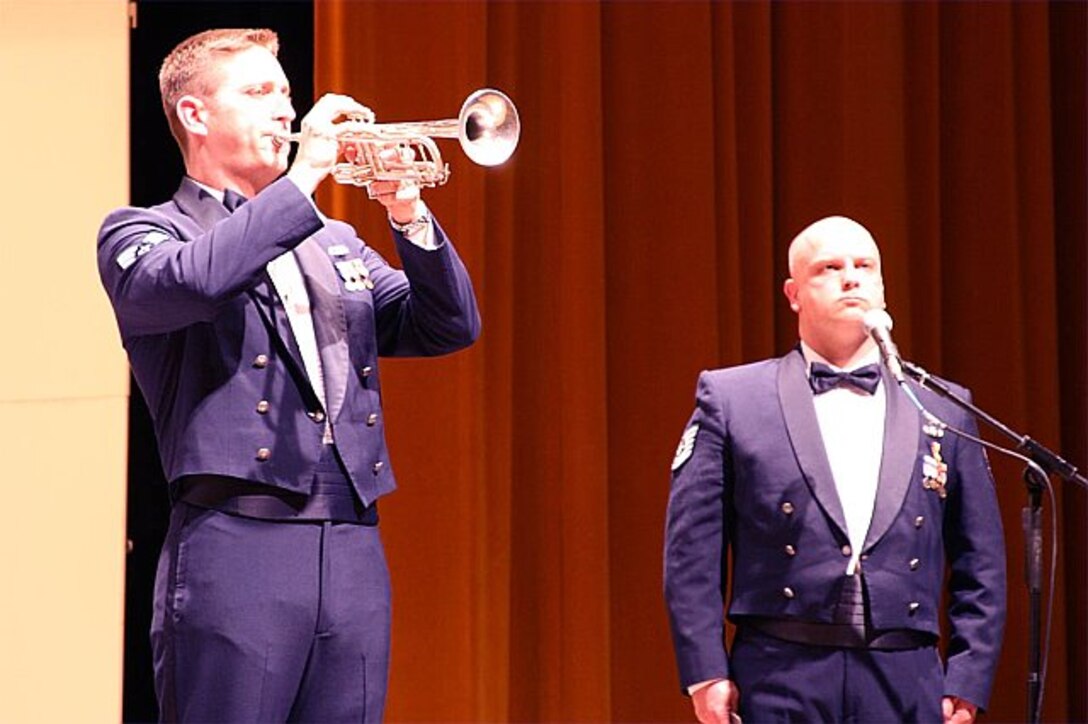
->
[731,628,944,723]
[151,503,391,722]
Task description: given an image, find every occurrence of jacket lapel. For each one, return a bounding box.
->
[863,370,921,550]
[293,234,350,424]
[778,348,849,538]
[251,272,308,376]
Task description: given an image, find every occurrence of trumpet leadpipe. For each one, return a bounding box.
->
[279,119,463,146]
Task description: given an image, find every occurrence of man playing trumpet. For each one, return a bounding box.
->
[97,28,480,721]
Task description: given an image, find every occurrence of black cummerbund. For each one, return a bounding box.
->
[741,574,935,651]
[176,446,377,525]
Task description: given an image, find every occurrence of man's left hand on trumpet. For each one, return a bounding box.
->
[365,146,427,226]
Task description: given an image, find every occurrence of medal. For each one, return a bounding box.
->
[922,440,948,499]
[335,258,375,291]
[923,422,945,439]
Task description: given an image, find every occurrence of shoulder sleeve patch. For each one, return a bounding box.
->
[116,230,169,270]
[671,423,700,472]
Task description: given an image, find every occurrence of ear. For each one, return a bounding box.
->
[783,278,800,312]
[176,95,209,137]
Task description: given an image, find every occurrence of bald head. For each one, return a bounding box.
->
[788,216,880,278]
[783,216,886,367]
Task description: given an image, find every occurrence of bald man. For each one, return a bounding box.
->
[664,217,1006,723]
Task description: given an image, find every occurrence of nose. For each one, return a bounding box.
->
[275,93,296,124]
[841,263,861,289]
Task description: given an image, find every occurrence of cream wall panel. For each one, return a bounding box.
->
[0,1,130,721]
[0,0,130,402]
[0,397,128,721]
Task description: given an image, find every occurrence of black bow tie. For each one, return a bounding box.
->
[809,362,882,395]
[223,189,248,211]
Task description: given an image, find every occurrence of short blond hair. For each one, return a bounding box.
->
[158,28,279,149]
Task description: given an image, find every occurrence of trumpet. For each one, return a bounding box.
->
[284,88,520,189]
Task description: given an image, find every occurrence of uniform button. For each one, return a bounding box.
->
[909,558,920,571]
[256,447,271,462]
[782,587,795,599]
[256,400,270,414]
[366,413,378,426]
[860,554,870,562]
[784,544,797,557]
[915,515,925,528]
[841,545,852,557]
[310,410,325,423]
[781,501,795,515]
[372,461,384,474]
[361,366,373,378]
[908,601,920,614]
[253,354,269,368]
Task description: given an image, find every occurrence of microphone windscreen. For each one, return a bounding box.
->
[862,308,894,334]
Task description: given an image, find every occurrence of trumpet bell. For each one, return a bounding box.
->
[458,88,520,167]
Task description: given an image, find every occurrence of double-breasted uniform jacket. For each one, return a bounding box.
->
[97,176,480,506]
[664,348,1007,708]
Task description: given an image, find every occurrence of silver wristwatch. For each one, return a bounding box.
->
[388,208,432,236]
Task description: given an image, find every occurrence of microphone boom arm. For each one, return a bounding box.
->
[901,360,1087,488]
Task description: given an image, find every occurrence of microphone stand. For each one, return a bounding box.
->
[901,360,1087,724]
[901,361,1086,489]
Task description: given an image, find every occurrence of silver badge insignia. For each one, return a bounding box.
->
[116,230,169,270]
[672,424,699,472]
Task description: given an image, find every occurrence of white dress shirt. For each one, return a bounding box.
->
[802,342,886,575]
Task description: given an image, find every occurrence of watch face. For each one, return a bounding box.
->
[391,210,431,234]
[389,214,426,234]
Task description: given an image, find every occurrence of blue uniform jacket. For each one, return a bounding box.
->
[97,176,480,506]
[664,348,1006,708]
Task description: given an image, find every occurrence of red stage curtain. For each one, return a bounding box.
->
[315,2,1086,720]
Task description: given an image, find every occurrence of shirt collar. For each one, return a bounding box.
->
[188,177,226,203]
[800,341,881,375]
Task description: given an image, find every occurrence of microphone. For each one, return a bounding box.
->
[862,308,905,384]
[865,311,948,432]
